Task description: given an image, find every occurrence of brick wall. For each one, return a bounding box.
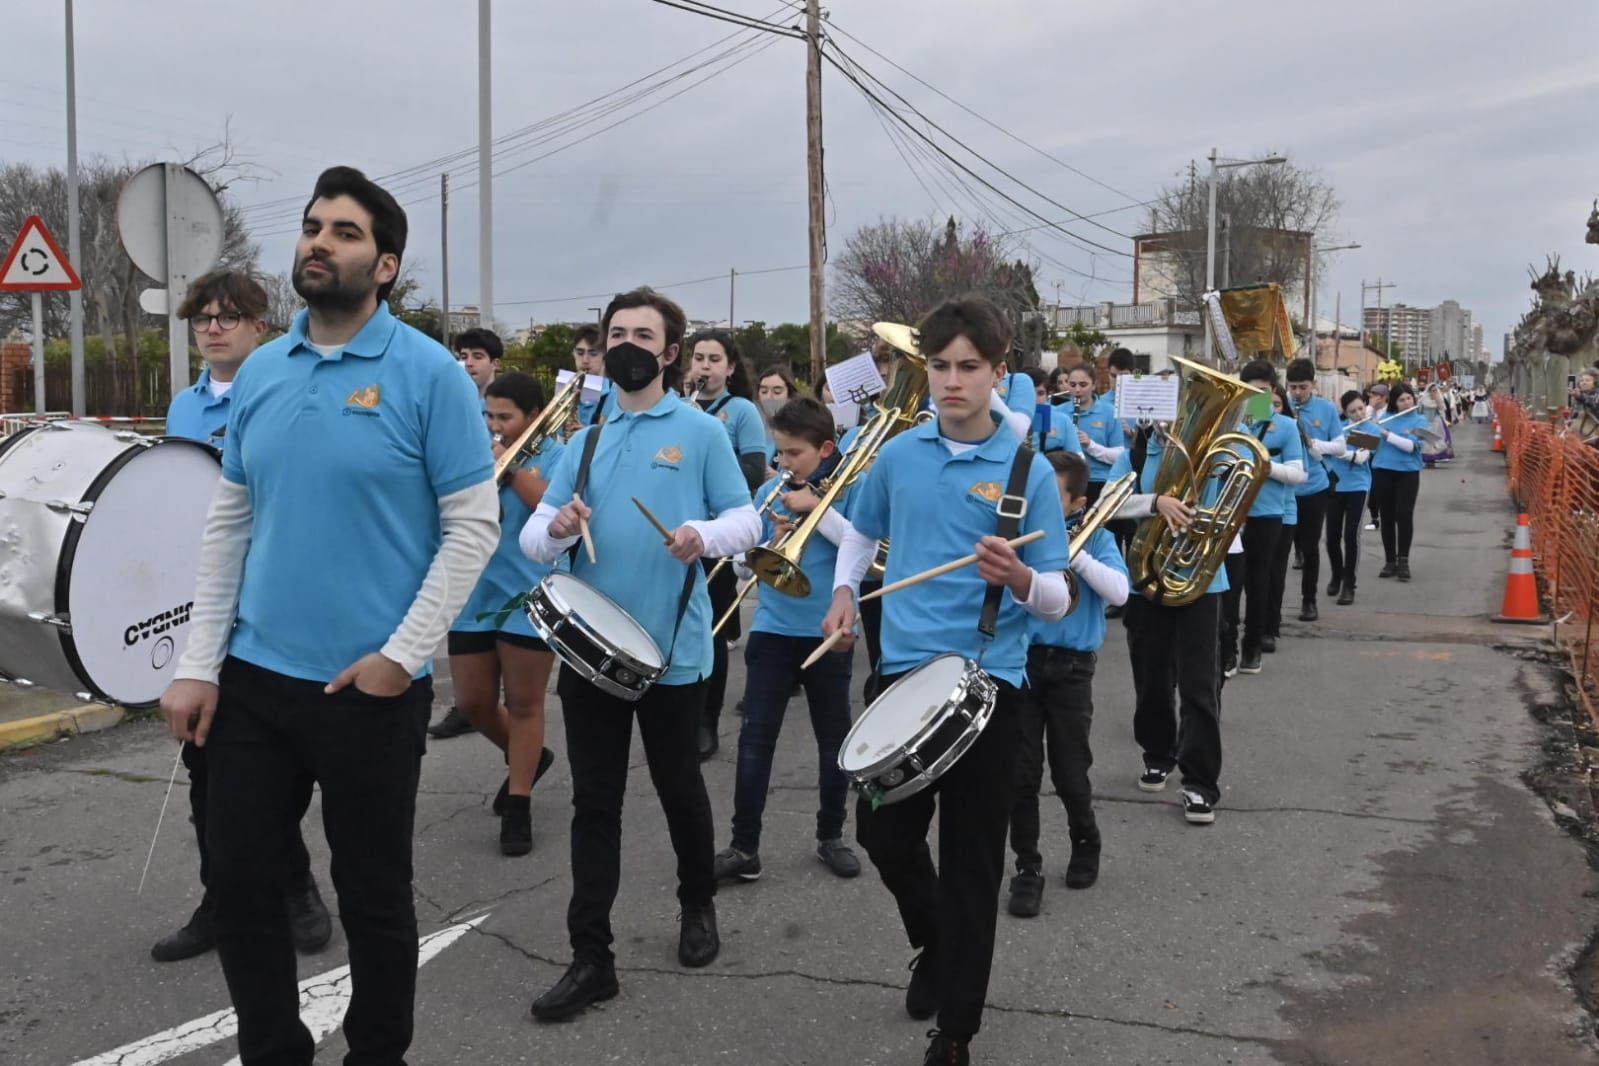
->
[0,341,31,412]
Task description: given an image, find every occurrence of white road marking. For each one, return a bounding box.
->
[73,914,487,1066]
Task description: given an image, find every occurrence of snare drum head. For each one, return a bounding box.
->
[65,440,220,704]
[841,654,966,772]
[546,572,663,668]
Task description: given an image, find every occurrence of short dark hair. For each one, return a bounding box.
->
[1045,449,1090,499]
[1107,348,1136,373]
[573,323,602,348]
[685,329,751,399]
[1066,363,1097,383]
[484,370,544,414]
[755,363,800,398]
[602,287,687,389]
[1239,358,1276,385]
[770,396,835,447]
[1386,381,1417,411]
[1339,389,1363,414]
[177,270,269,321]
[453,327,503,361]
[918,296,1013,364]
[303,166,407,304]
[1023,367,1048,389]
[1285,357,1316,383]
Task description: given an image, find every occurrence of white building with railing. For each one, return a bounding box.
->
[1044,299,1205,373]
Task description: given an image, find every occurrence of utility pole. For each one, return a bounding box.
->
[65,0,85,415]
[440,174,451,348]
[804,0,826,385]
[728,268,736,330]
[1333,291,1341,368]
[1361,277,1395,358]
[477,0,494,333]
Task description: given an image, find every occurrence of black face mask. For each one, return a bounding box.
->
[604,341,663,393]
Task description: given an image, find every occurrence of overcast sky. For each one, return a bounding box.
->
[8,0,1598,354]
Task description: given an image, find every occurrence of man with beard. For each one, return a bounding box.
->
[520,286,761,1020]
[159,166,498,1066]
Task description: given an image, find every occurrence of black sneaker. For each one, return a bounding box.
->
[905,948,938,1020]
[1137,766,1169,792]
[1298,600,1318,622]
[1379,559,1398,578]
[1006,869,1043,918]
[697,723,719,761]
[678,903,720,967]
[713,847,762,882]
[1238,651,1263,675]
[1261,635,1277,654]
[1222,653,1238,680]
[922,1029,970,1066]
[1291,550,1304,571]
[1325,576,1341,598]
[494,748,555,816]
[1181,789,1216,825]
[1065,829,1100,889]
[500,795,533,856]
[427,705,474,739]
[150,902,216,962]
[816,838,861,878]
[1396,556,1411,582]
[1337,581,1355,606]
[286,877,332,953]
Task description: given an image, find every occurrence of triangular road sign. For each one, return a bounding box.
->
[0,215,82,291]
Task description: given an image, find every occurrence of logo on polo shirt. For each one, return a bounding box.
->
[717,411,729,422]
[970,481,1004,503]
[343,384,382,417]
[652,444,684,470]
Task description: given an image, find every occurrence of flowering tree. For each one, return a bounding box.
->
[831,215,1038,326]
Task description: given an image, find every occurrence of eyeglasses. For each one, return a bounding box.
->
[192,313,245,332]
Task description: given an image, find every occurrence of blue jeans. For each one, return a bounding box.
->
[730,631,854,853]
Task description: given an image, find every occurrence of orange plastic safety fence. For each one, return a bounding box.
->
[1495,395,1599,723]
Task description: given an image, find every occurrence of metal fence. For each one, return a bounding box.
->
[1496,395,1599,724]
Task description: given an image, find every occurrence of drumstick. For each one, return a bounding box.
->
[800,626,849,670]
[858,529,1047,602]
[138,741,188,895]
[631,496,675,547]
[574,494,597,564]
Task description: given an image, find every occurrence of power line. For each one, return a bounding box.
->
[649,0,804,38]
[498,263,807,308]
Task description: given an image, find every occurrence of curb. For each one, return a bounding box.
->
[0,703,127,753]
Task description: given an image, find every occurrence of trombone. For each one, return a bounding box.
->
[705,471,793,586]
[493,372,584,484]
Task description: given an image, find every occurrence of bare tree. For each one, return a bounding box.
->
[1147,158,1340,319]
[830,216,1040,327]
[260,271,302,333]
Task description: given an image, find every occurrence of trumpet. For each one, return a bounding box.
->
[493,372,584,485]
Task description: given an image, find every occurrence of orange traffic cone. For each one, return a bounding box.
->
[1492,514,1548,624]
[1491,416,1505,452]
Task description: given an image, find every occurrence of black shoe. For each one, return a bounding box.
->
[678,903,720,968]
[1298,600,1318,622]
[427,705,474,739]
[1105,603,1124,620]
[150,903,215,962]
[1379,560,1398,579]
[500,795,533,856]
[922,1029,970,1066]
[905,947,939,1020]
[713,846,762,882]
[530,958,619,1022]
[1007,869,1044,917]
[1291,550,1304,571]
[697,723,718,761]
[1337,581,1355,606]
[1396,557,1411,582]
[816,838,861,878]
[498,746,557,814]
[1182,789,1216,825]
[286,878,332,953]
[1065,829,1101,889]
[1239,651,1263,675]
[1137,766,1170,792]
[1326,576,1341,598]
[1260,635,1277,654]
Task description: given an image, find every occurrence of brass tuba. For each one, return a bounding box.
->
[1127,355,1269,606]
[742,322,928,598]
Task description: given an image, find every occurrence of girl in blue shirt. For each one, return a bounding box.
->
[755,363,801,472]
[1370,381,1427,581]
[449,372,562,856]
[1325,390,1376,603]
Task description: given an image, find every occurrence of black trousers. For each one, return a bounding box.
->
[1292,489,1331,606]
[1370,468,1420,561]
[1219,552,1245,669]
[1267,521,1294,638]
[1240,516,1282,655]
[701,560,739,730]
[558,667,714,966]
[859,577,884,705]
[857,673,1021,1040]
[183,740,314,909]
[206,657,432,1066]
[1124,593,1222,803]
[1325,490,1368,588]
[1010,646,1096,874]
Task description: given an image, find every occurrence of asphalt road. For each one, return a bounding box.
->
[2,422,1596,1065]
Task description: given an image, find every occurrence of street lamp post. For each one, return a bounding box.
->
[1204,149,1287,362]
[1307,241,1360,366]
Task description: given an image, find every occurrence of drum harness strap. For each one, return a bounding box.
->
[976,439,1036,649]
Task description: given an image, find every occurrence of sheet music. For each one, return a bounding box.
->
[1114,375,1181,423]
[556,369,606,405]
[827,400,860,431]
[825,353,888,406]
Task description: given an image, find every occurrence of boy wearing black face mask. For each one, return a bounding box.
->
[519,287,763,1021]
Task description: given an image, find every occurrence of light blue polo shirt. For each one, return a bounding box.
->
[1079,393,1125,482]
[1326,417,1373,494]
[1283,483,1298,526]
[1245,413,1304,518]
[577,382,618,428]
[540,392,750,685]
[749,466,857,639]
[850,418,1070,687]
[1292,394,1340,496]
[1029,524,1125,652]
[700,392,767,461]
[839,421,865,456]
[1035,401,1084,457]
[221,304,494,682]
[1108,435,1229,596]
[1372,409,1426,472]
[455,435,566,637]
[994,372,1037,419]
[165,367,233,446]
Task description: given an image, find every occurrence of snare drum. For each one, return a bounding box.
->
[838,653,997,807]
[0,421,221,706]
[526,571,665,701]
